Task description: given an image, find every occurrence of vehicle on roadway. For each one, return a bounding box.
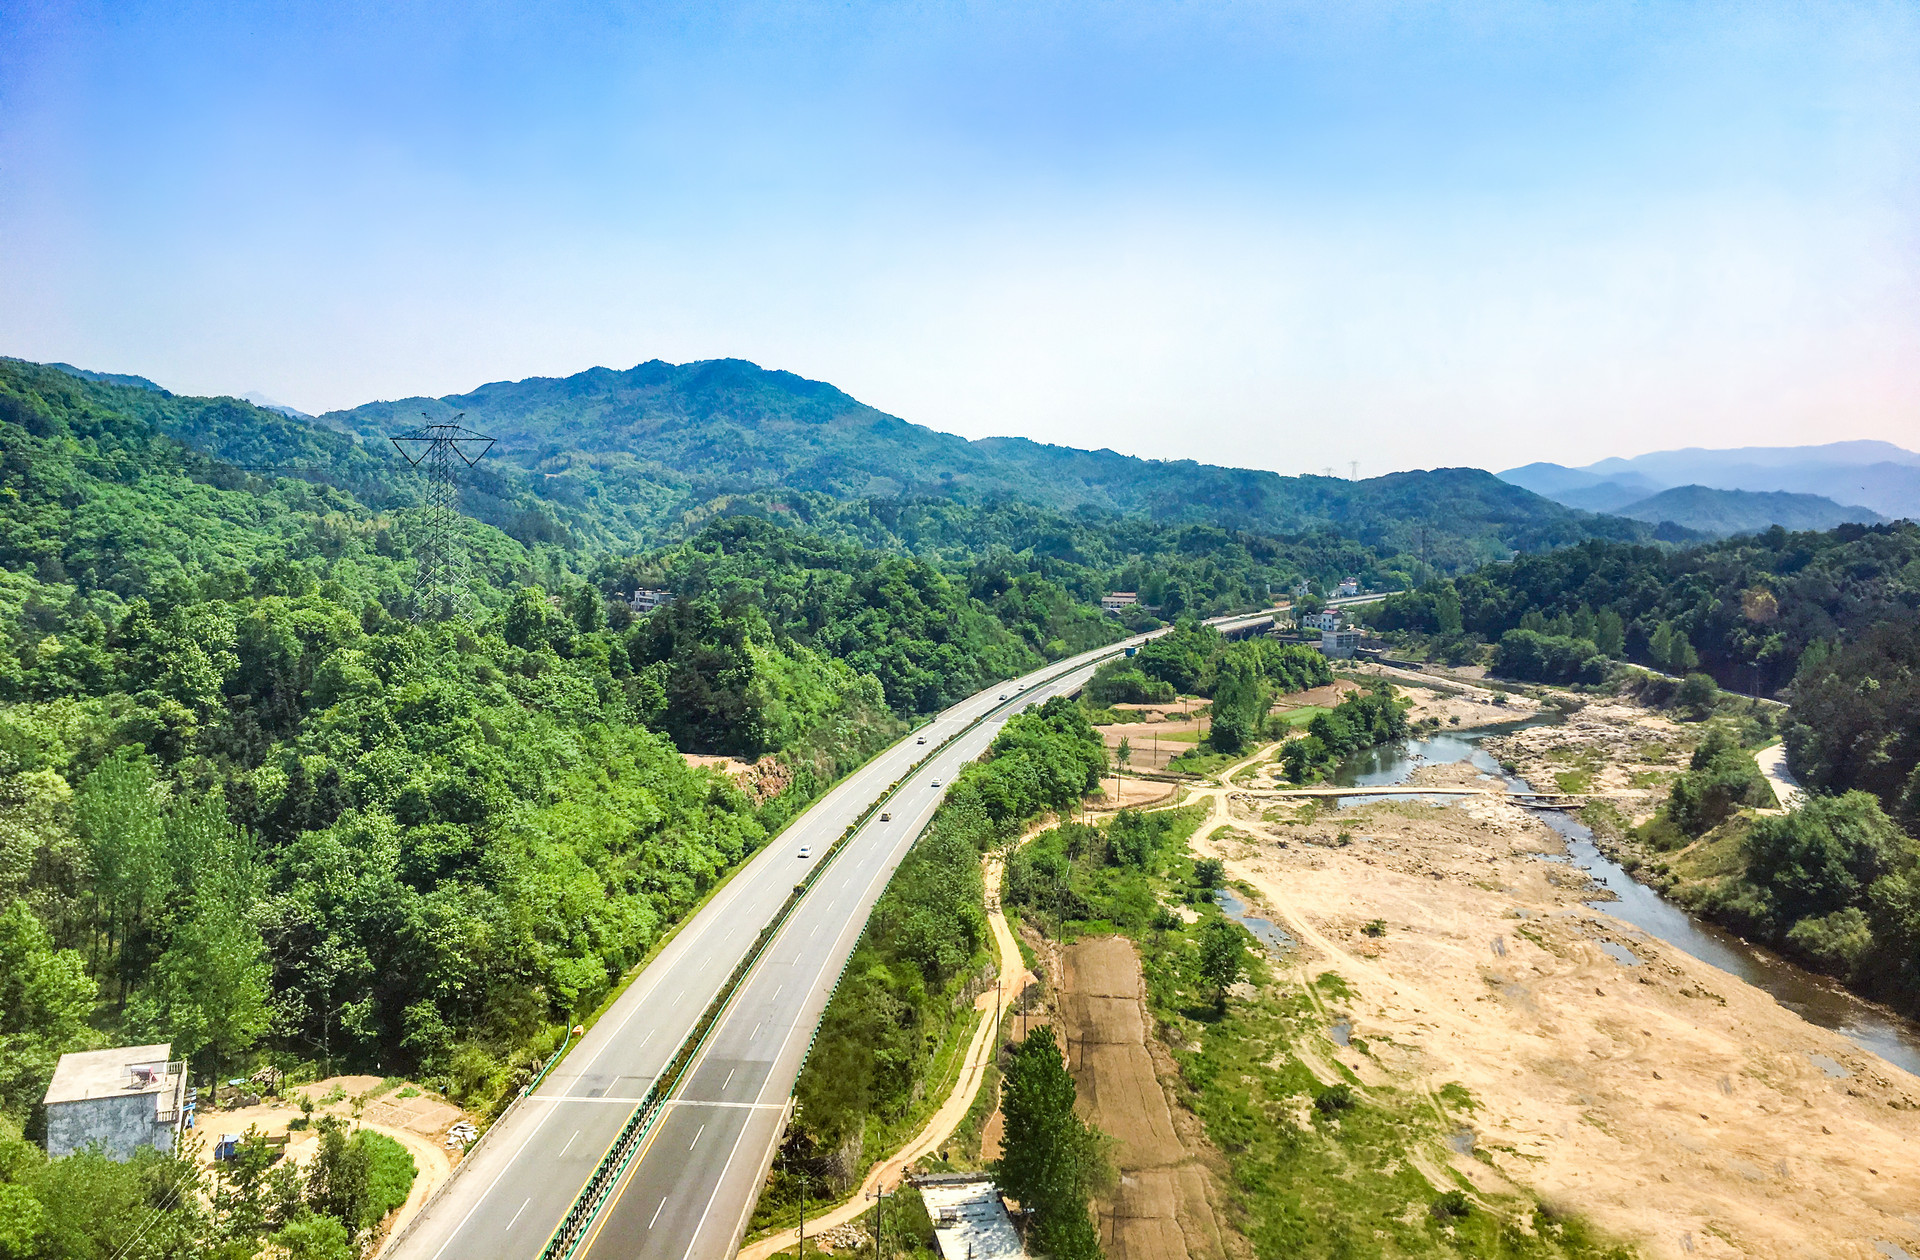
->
[916,736,926,744]
[929,780,941,788]
[998,693,1007,700]
[797,845,811,859]
[879,813,891,822]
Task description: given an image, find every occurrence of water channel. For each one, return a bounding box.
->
[1319,721,1920,1079]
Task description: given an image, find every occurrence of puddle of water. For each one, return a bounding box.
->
[1597,941,1643,967]
[1809,1053,1850,1079]
[1329,724,1920,1080]
[1444,1126,1476,1154]
[1213,887,1295,957]
[1875,1242,1916,1260]
[1329,1019,1352,1047]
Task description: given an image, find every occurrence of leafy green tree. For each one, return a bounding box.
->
[274,1212,354,1260]
[1198,918,1249,1012]
[0,900,93,1116]
[1206,655,1267,754]
[132,897,271,1083]
[994,1027,1104,1260]
[1743,793,1910,930]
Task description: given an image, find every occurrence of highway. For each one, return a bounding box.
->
[387,611,1274,1260]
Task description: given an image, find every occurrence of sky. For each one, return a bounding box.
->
[2,0,1917,476]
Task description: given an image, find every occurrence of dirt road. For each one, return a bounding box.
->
[1056,937,1234,1260]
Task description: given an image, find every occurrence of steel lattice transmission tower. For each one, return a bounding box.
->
[391,415,494,621]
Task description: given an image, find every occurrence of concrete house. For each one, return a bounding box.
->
[1099,591,1139,613]
[43,1045,186,1160]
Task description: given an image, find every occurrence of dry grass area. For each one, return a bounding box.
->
[1056,937,1236,1260]
[1197,784,1920,1260]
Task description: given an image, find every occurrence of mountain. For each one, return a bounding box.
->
[44,361,166,392]
[240,391,314,420]
[1610,485,1884,536]
[319,357,1668,567]
[1501,441,1920,521]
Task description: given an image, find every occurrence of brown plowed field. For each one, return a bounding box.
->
[1058,937,1235,1260]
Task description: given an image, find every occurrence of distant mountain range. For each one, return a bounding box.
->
[27,355,1671,569]
[314,358,1669,567]
[1501,441,1920,531]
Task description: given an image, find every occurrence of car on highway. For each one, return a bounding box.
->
[929,779,941,788]
[998,693,1007,700]
[916,736,926,744]
[797,844,812,859]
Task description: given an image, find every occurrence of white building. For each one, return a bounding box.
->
[1304,609,1343,632]
[916,1177,1024,1260]
[44,1045,186,1160]
[1336,576,1361,597]
[629,588,676,614]
[1099,591,1139,613]
[1320,628,1363,659]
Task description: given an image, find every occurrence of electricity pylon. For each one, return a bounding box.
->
[391,415,494,621]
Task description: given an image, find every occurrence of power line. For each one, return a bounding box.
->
[391,414,494,621]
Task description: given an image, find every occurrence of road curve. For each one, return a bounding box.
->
[387,612,1274,1260]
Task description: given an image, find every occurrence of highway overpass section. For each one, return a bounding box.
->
[387,612,1275,1260]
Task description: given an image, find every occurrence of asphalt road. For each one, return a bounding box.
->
[389,612,1273,1260]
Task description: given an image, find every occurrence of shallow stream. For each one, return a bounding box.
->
[1324,723,1920,1079]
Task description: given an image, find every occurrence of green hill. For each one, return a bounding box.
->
[321,357,1671,567]
[1613,484,1884,535]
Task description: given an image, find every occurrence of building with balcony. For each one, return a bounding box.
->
[43,1045,186,1160]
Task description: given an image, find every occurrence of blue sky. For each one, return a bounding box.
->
[3,1,1916,474]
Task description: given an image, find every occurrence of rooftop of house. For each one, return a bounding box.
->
[43,1045,180,1106]
[918,1178,1024,1260]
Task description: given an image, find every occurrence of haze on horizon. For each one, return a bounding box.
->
[3,0,1917,477]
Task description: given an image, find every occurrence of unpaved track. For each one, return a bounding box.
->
[1058,937,1232,1260]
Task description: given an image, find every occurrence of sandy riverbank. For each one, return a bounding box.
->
[1195,771,1920,1259]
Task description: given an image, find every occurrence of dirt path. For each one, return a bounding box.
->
[1057,937,1233,1260]
[1752,743,1805,812]
[1192,787,1920,1259]
[738,840,1039,1260]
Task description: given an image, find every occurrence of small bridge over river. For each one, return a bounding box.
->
[1229,786,1637,810]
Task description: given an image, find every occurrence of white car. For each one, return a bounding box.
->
[998,694,1008,700]
[929,779,941,788]
[797,845,812,859]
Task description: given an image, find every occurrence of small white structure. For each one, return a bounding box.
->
[1304,609,1343,632]
[916,1176,1024,1260]
[1320,628,1363,659]
[43,1045,185,1160]
[1099,591,1139,613]
[629,588,676,614]
[1336,576,1361,597]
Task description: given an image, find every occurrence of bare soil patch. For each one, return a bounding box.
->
[1199,781,1920,1259]
[1056,937,1235,1260]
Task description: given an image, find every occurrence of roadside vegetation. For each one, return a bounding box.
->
[1003,802,1634,1259]
[754,699,1108,1228]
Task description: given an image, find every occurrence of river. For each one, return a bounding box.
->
[1323,722,1920,1080]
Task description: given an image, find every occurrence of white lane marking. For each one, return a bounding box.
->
[689,1124,705,1150]
[751,1022,761,1039]
[537,1095,655,1103]
[723,1069,735,1090]
[666,1100,785,1110]
[809,923,819,938]
[507,1197,530,1230]
[773,984,782,1001]
[560,1130,579,1156]
[426,1097,558,1259]
[651,1196,669,1229]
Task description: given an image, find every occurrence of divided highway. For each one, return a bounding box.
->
[388,612,1274,1260]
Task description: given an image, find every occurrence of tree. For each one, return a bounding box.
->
[993,1027,1103,1260]
[1198,918,1249,1013]
[1114,737,1131,799]
[0,900,93,1116]
[1207,656,1266,754]
[1676,673,1719,720]
[133,897,271,1082]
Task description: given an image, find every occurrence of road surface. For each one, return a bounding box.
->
[388,613,1272,1260]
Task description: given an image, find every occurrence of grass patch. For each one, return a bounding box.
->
[1554,768,1594,794]
[1021,810,1635,1258]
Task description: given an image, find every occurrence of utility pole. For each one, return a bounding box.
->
[391,415,495,621]
[1349,460,1358,480]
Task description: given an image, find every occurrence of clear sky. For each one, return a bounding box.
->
[3,1,1916,474]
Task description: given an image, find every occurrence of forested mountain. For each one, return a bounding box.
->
[1503,440,1920,521]
[1611,485,1882,535]
[314,357,1668,567]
